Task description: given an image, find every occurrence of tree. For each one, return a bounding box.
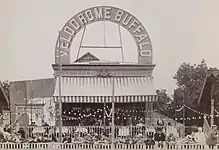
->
[155,60,209,124]
[0,80,10,99]
[154,89,175,117]
[173,59,208,106]
[155,89,172,109]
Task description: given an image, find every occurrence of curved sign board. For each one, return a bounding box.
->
[55,6,153,65]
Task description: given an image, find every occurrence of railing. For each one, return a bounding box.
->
[21,125,182,139]
[0,143,217,150]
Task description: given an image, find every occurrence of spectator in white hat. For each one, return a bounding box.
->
[166,122,178,138]
[194,127,205,144]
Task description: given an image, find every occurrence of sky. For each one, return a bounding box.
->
[0,0,219,95]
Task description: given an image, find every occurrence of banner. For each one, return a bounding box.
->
[203,117,217,146]
[203,117,211,138]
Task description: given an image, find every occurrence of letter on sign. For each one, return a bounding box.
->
[115,10,124,22]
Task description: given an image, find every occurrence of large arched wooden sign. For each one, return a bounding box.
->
[55,6,153,65]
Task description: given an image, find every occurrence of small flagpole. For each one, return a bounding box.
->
[211,99,214,127]
[111,77,115,149]
[210,83,215,127]
[58,31,63,143]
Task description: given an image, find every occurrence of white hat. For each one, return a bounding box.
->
[186,135,192,140]
[137,134,143,137]
[198,127,202,132]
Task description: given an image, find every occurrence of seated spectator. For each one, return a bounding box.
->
[0,124,5,140]
[0,132,4,142]
[83,133,94,144]
[32,134,41,143]
[104,133,112,144]
[194,127,205,144]
[92,133,100,142]
[178,134,196,144]
[74,132,84,143]
[17,127,25,139]
[136,133,144,144]
[28,136,35,143]
[50,134,57,142]
[121,136,134,144]
[145,134,155,146]
[62,134,71,143]
[156,119,165,133]
[166,133,176,145]
[157,118,164,126]
[166,122,178,138]
[136,120,145,135]
[145,125,156,138]
[42,122,50,135]
[137,120,144,127]
[211,126,218,144]
[100,133,110,143]
[206,125,218,148]
[4,131,11,141]
[15,133,22,143]
[154,129,165,148]
[4,124,11,133]
[117,137,127,144]
[127,135,136,144]
[42,134,50,142]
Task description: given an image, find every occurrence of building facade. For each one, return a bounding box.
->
[198,69,219,126]
[9,6,158,127]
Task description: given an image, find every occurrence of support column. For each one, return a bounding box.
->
[211,99,214,127]
[145,102,152,126]
[104,103,106,126]
[149,102,153,125]
[58,31,63,143]
[55,102,59,126]
[0,102,2,125]
[111,77,115,149]
[24,98,28,140]
[210,83,215,127]
[145,102,147,125]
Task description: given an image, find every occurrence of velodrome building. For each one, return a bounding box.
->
[9,6,158,128]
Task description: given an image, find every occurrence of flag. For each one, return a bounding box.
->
[203,117,211,138]
[203,116,216,145]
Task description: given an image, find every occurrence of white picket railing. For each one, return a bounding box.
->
[21,125,181,139]
[0,143,217,150]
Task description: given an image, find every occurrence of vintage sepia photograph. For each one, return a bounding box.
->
[0,0,219,149]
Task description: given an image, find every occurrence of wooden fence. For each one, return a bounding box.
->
[20,125,181,139]
[0,143,217,150]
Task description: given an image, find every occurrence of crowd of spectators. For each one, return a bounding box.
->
[0,120,218,148]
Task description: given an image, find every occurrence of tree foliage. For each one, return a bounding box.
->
[155,60,209,122]
[154,89,175,117]
[0,80,10,99]
[173,59,208,106]
[155,89,172,109]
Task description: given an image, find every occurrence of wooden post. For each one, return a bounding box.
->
[210,83,215,127]
[111,77,115,149]
[145,102,147,126]
[58,31,63,143]
[149,103,153,125]
[182,89,187,138]
[25,98,28,140]
[104,103,106,126]
[211,99,214,127]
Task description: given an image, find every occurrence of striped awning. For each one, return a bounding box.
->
[53,95,156,103]
[53,77,157,103]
